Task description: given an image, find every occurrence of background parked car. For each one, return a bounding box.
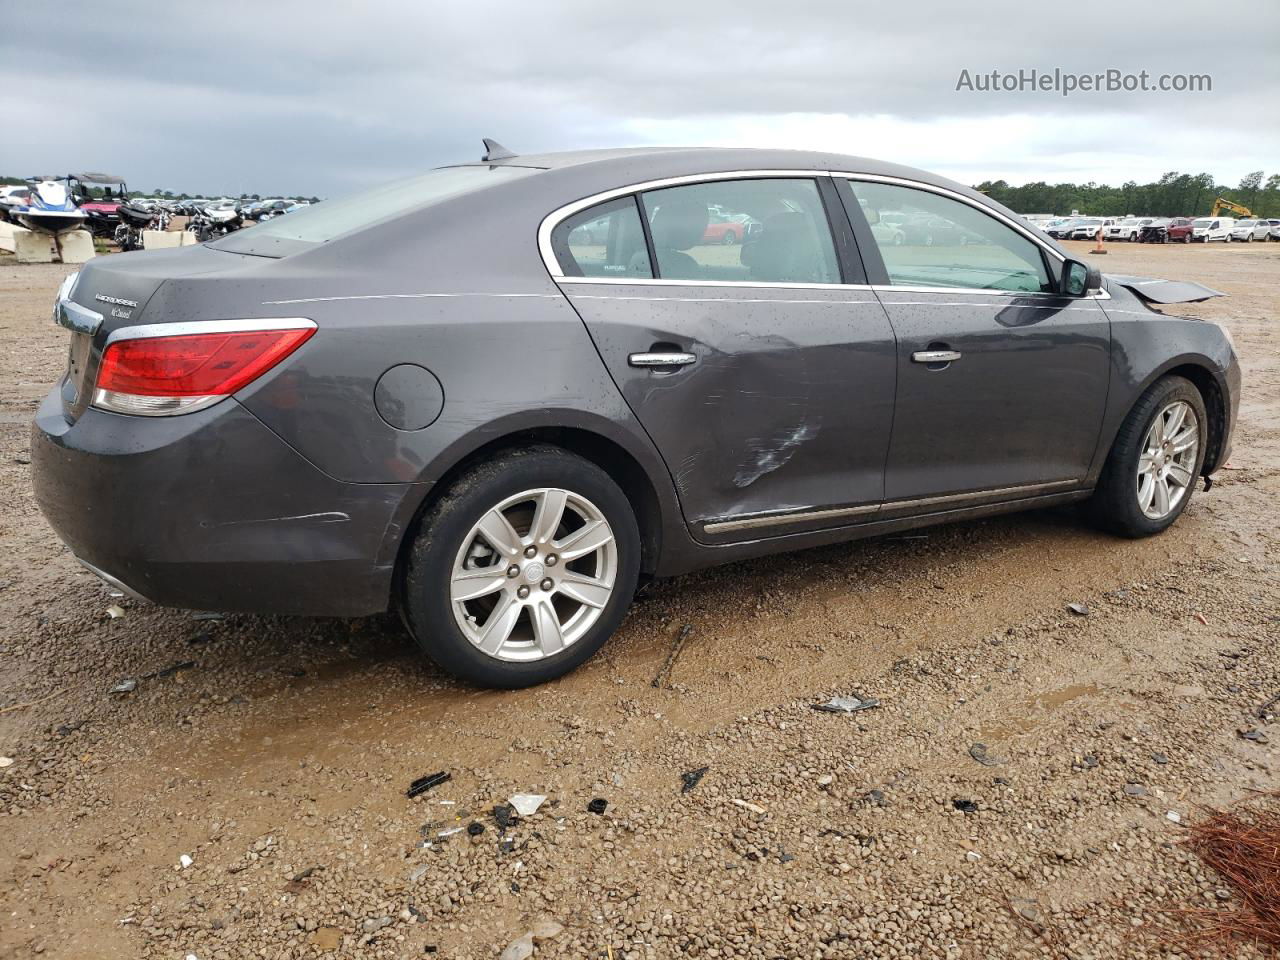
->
[1229,219,1271,242]
[1105,217,1157,241]
[1263,219,1280,241]
[1164,217,1196,243]
[1192,217,1235,242]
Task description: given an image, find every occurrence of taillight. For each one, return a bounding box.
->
[92,319,315,416]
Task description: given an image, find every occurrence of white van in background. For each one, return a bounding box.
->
[1191,217,1235,242]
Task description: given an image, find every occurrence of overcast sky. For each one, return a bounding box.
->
[4,0,1276,198]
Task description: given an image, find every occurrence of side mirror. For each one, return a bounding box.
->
[1061,258,1102,296]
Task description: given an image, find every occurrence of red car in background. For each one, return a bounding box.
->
[1138,217,1196,244]
[702,211,758,244]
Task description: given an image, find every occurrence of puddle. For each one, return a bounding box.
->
[979,683,1100,741]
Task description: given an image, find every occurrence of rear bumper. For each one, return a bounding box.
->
[31,389,428,616]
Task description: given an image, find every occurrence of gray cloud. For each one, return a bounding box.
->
[3,0,1276,196]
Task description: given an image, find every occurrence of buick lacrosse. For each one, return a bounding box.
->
[32,142,1239,687]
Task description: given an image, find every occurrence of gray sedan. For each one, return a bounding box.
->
[31,143,1240,687]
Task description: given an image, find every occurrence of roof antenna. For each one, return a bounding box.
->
[481,138,517,162]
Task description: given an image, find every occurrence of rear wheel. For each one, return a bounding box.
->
[402,446,640,688]
[1088,376,1206,538]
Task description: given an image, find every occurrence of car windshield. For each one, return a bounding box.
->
[213,164,538,257]
[1193,218,1212,227]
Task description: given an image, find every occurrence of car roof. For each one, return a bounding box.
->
[478,146,973,193]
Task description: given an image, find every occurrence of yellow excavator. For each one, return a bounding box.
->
[1209,197,1253,218]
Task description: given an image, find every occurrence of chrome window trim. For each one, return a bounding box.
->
[537,167,1107,299]
[538,169,837,281]
[103,316,316,347]
[702,478,1082,534]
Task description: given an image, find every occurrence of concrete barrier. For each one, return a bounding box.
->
[143,230,182,250]
[13,228,55,263]
[56,230,96,264]
[0,221,16,253]
[179,231,200,246]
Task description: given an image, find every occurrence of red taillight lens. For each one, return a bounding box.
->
[96,327,314,398]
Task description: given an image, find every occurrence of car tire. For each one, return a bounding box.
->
[722,232,737,245]
[1183,234,1191,244]
[401,445,641,688]
[1224,234,1232,243]
[1087,375,1207,539]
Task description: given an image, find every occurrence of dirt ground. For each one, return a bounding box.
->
[1,240,1277,960]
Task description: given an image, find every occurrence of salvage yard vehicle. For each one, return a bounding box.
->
[1105,217,1157,241]
[1192,217,1235,242]
[1229,219,1270,242]
[32,144,1240,688]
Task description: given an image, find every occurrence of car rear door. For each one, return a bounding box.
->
[544,174,897,540]
[837,176,1110,504]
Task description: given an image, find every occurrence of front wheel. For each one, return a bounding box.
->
[401,446,640,688]
[1087,376,1206,538]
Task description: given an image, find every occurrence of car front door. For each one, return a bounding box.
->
[838,177,1110,504]
[545,175,898,539]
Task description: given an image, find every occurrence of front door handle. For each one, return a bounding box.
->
[629,351,697,368]
[911,350,962,364]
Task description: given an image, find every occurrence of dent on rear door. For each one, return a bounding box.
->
[562,283,898,534]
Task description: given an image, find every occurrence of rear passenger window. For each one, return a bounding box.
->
[639,179,840,284]
[551,197,652,279]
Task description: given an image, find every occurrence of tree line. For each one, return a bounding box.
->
[975,171,1279,219]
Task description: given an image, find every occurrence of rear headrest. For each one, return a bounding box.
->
[650,198,708,252]
[740,212,825,283]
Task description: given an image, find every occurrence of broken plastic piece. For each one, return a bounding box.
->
[407,771,451,798]
[466,822,485,836]
[969,742,1003,766]
[730,798,766,815]
[952,798,979,814]
[508,793,546,817]
[587,797,608,815]
[109,678,137,694]
[681,766,709,793]
[1067,602,1089,616]
[813,694,880,714]
[106,604,126,619]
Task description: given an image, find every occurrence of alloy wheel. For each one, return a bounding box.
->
[1136,400,1200,520]
[450,488,618,662]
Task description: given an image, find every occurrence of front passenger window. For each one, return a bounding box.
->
[848,181,1052,293]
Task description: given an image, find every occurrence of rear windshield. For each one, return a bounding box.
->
[213,164,538,257]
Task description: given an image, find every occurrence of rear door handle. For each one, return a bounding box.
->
[628,351,697,368]
[911,350,962,364]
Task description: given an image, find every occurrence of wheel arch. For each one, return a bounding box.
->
[1123,357,1230,476]
[391,420,676,607]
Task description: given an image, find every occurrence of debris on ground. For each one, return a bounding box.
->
[406,771,451,798]
[109,679,137,695]
[1067,602,1090,616]
[651,623,694,689]
[105,604,126,619]
[969,742,1004,766]
[1124,783,1150,797]
[680,767,709,793]
[466,822,484,836]
[0,756,13,768]
[142,660,196,680]
[587,797,608,815]
[508,793,546,816]
[1175,792,1280,954]
[730,798,766,815]
[191,612,224,621]
[1239,728,1270,744]
[953,798,979,814]
[499,932,534,960]
[1257,693,1280,720]
[812,693,880,714]
[178,854,193,869]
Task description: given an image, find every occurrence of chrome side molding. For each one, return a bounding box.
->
[702,479,1081,535]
